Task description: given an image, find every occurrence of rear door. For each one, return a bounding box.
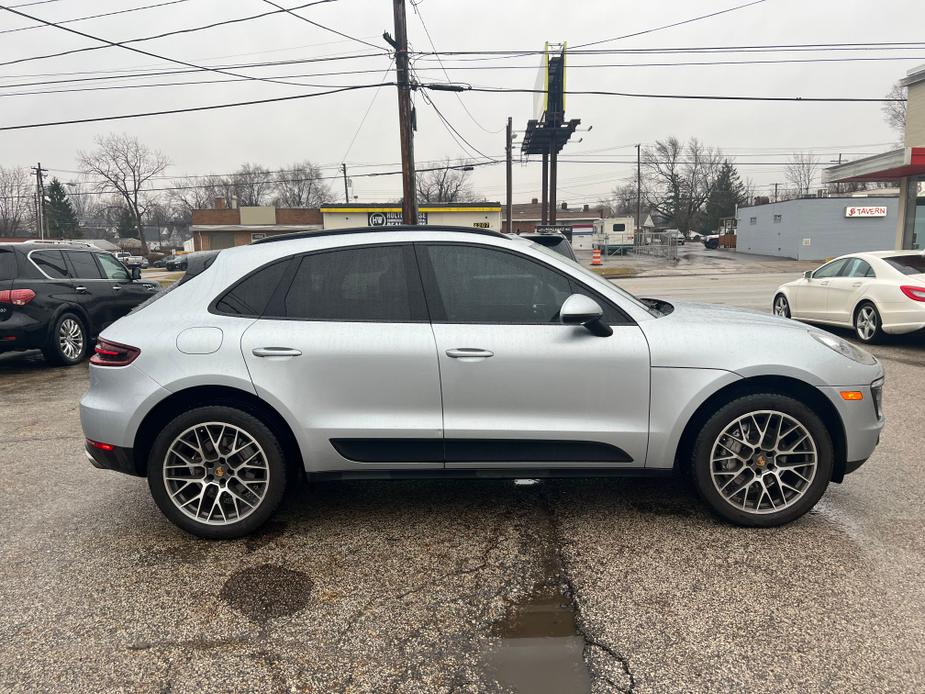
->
[239,243,444,472]
[417,242,650,469]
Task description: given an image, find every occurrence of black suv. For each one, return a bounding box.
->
[0,242,159,365]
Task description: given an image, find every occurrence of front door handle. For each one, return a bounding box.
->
[446,348,494,359]
[112,285,122,291]
[851,282,862,288]
[75,286,89,294]
[252,347,302,358]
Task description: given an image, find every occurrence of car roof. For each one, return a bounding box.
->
[252,224,506,246]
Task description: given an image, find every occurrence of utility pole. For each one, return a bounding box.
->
[541,152,549,224]
[386,0,417,224]
[31,162,47,240]
[773,182,780,202]
[549,141,558,224]
[341,163,350,203]
[505,117,513,233]
[635,143,642,232]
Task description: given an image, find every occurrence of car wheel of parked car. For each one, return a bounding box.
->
[43,313,87,366]
[147,406,288,539]
[773,294,791,319]
[691,393,833,527]
[854,302,883,344]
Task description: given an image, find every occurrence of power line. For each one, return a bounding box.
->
[0,0,194,36]
[260,0,383,51]
[0,3,342,89]
[0,0,356,69]
[0,83,392,132]
[573,0,770,49]
[341,57,395,163]
[460,85,904,102]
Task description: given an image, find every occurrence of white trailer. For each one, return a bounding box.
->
[592,217,635,255]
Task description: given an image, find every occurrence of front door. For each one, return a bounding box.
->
[796,258,847,321]
[95,253,141,324]
[416,242,650,469]
[239,243,444,472]
[824,257,872,324]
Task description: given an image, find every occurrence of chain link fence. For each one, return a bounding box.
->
[633,230,679,262]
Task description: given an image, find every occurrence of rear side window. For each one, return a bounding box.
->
[66,251,103,279]
[0,249,14,280]
[31,250,71,279]
[279,245,423,322]
[843,258,875,278]
[215,260,289,316]
[884,255,925,275]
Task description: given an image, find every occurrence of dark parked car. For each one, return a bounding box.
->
[164,255,188,271]
[510,231,577,261]
[0,241,159,365]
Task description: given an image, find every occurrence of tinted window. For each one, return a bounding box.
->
[843,258,875,278]
[66,251,103,279]
[425,244,572,323]
[884,255,925,275]
[281,245,422,322]
[813,258,848,279]
[0,249,13,280]
[97,253,130,281]
[216,260,288,316]
[32,250,71,279]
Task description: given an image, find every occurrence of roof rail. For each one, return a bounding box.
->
[251,224,506,245]
[22,239,96,248]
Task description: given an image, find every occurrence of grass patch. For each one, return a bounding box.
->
[590,266,637,279]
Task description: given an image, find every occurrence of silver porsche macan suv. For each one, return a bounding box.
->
[80,226,885,538]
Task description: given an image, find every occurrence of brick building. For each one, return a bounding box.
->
[191,200,322,250]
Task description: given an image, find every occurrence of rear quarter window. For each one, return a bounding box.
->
[884,255,925,275]
[0,249,14,280]
[31,250,71,279]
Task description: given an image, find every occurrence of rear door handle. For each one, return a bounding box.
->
[75,286,89,294]
[446,348,494,359]
[252,347,302,358]
[112,285,122,291]
[851,282,862,288]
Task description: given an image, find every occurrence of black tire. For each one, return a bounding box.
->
[42,312,87,366]
[691,393,834,527]
[147,406,288,539]
[853,301,883,344]
[772,294,791,319]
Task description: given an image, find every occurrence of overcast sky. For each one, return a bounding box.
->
[1,0,922,206]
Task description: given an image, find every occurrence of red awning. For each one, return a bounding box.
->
[825,147,925,184]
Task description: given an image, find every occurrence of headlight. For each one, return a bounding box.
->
[810,331,877,365]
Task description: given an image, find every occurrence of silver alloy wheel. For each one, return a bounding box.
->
[58,318,84,361]
[855,305,878,341]
[163,422,270,525]
[773,295,789,317]
[710,410,817,514]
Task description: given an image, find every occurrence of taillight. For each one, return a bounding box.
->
[0,288,36,306]
[90,338,140,366]
[900,285,925,302]
[86,439,115,452]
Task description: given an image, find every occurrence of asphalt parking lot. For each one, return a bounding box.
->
[1,271,923,693]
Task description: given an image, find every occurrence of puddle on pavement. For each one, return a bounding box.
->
[221,562,313,623]
[481,488,592,694]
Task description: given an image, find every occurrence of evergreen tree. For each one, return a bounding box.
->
[117,206,136,238]
[44,178,79,238]
[700,160,746,234]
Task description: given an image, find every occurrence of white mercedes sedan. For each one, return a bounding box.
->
[773,251,925,343]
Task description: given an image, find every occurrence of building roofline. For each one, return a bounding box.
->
[900,62,925,88]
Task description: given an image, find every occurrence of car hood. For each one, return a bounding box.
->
[638,300,882,385]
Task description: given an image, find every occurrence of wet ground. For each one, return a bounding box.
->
[1,280,924,692]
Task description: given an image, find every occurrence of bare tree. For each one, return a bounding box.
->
[785,152,820,198]
[168,175,232,223]
[642,137,722,232]
[882,82,907,138]
[230,163,274,207]
[274,161,332,207]
[64,176,101,228]
[78,133,169,253]
[0,166,33,234]
[416,159,477,203]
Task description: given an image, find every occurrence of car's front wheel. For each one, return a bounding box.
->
[147,406,288,539]
[773,294,791,319]
[691,393,833,526]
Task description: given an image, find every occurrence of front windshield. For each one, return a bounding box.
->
[525,240,657,315]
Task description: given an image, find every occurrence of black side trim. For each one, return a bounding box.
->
[85,442,145,477]
[330,438,633,464]
[311,468,665,481]
[331,438,443,463]
[446,439,632,463]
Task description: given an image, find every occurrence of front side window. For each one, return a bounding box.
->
[281,245,423,322]
[424,244,572,323]
[66,251,103,279]
[31,250,71,279]
[96,253,131,281]
[812,258,848,279]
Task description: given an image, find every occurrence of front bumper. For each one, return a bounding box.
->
[85,441,144,477]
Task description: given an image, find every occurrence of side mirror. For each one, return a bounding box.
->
[803,271,812,280]
[560,294,613,337]
[131,266,142,281]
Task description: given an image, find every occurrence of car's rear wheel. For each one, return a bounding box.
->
[43,312,86,366]
[854,302,883,344]
[691,393,833,526]
[147,406,288,539]
[773,294,791,319]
